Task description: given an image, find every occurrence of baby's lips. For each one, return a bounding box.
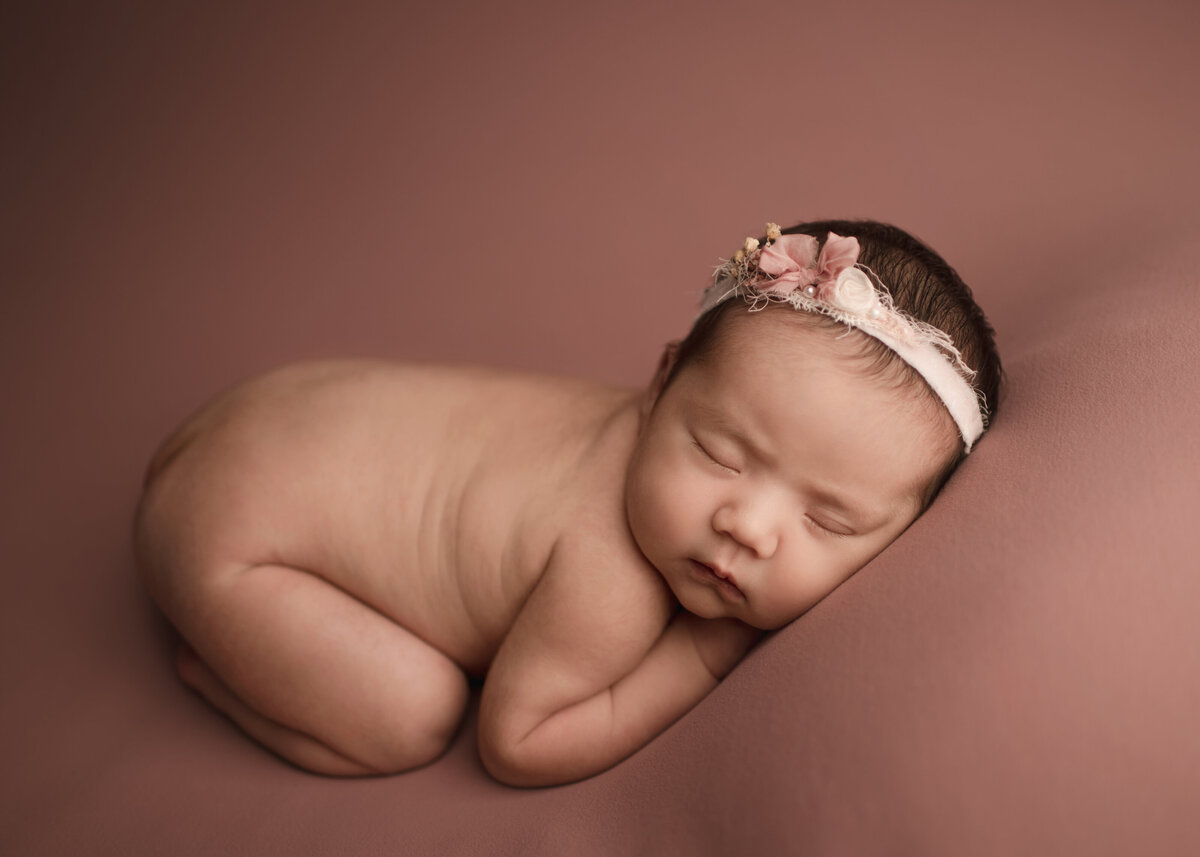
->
[694,559,744,596]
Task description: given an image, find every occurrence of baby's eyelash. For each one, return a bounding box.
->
[691,439,738,474]
[804,515,852,539]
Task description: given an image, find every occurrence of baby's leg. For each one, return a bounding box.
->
[156,561,469,776]
[175,641,373,776]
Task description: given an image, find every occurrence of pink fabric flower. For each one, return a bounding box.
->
[753,232,861,300]
[756,234,819,295]
[814,232,860,298]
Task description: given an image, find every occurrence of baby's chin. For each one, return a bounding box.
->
[677,597,727,621]
[679,598,786,632]
[663,578,722,619]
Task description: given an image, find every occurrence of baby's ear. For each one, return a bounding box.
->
[644,341,680,412]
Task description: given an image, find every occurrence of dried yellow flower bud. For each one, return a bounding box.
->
[765,222,782,241]
[743,237,760,253]
[733,249,746,263]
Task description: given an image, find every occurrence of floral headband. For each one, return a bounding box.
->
[701,223,987,452]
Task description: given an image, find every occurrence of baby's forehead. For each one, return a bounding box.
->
[707,306,958,453]
[708,303,872,362]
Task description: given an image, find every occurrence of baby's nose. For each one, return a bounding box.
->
[712,501,778,559]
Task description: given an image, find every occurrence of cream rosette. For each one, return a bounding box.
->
[828,267,881,318]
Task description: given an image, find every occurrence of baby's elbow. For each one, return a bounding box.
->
[478,733,542,788]
[477,737,521,786]
[477,720,579,788]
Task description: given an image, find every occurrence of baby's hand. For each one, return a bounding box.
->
[678,612,763,680]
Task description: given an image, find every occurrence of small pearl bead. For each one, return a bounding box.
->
[803,285,817,297]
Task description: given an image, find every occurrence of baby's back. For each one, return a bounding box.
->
[136,358,634,675]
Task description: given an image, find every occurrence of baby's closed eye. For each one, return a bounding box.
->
[803,514,853,538]
[691,437,739,475]
[689,433,855,538]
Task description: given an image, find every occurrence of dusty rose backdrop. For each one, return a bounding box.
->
[3,1,1199,854]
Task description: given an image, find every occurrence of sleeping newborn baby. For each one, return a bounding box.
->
[134,219,1001,787]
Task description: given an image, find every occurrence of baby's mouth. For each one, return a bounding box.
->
[689,559,745,601]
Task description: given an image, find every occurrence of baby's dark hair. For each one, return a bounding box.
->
[666,219,1003,461]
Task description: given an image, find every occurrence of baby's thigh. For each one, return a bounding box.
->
[193,561,469,772]
[135,461,467,771]
[135,400,372,622]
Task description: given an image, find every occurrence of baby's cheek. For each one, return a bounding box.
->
[624,466,667,550]
[629,459,692,551]
[763,550,858,626]
[637,479,682,544]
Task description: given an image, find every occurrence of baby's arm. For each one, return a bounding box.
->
[478,552,762,787]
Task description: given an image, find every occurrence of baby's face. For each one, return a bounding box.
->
[625,308,958,630]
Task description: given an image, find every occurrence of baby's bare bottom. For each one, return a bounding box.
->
[145,557,469,776]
